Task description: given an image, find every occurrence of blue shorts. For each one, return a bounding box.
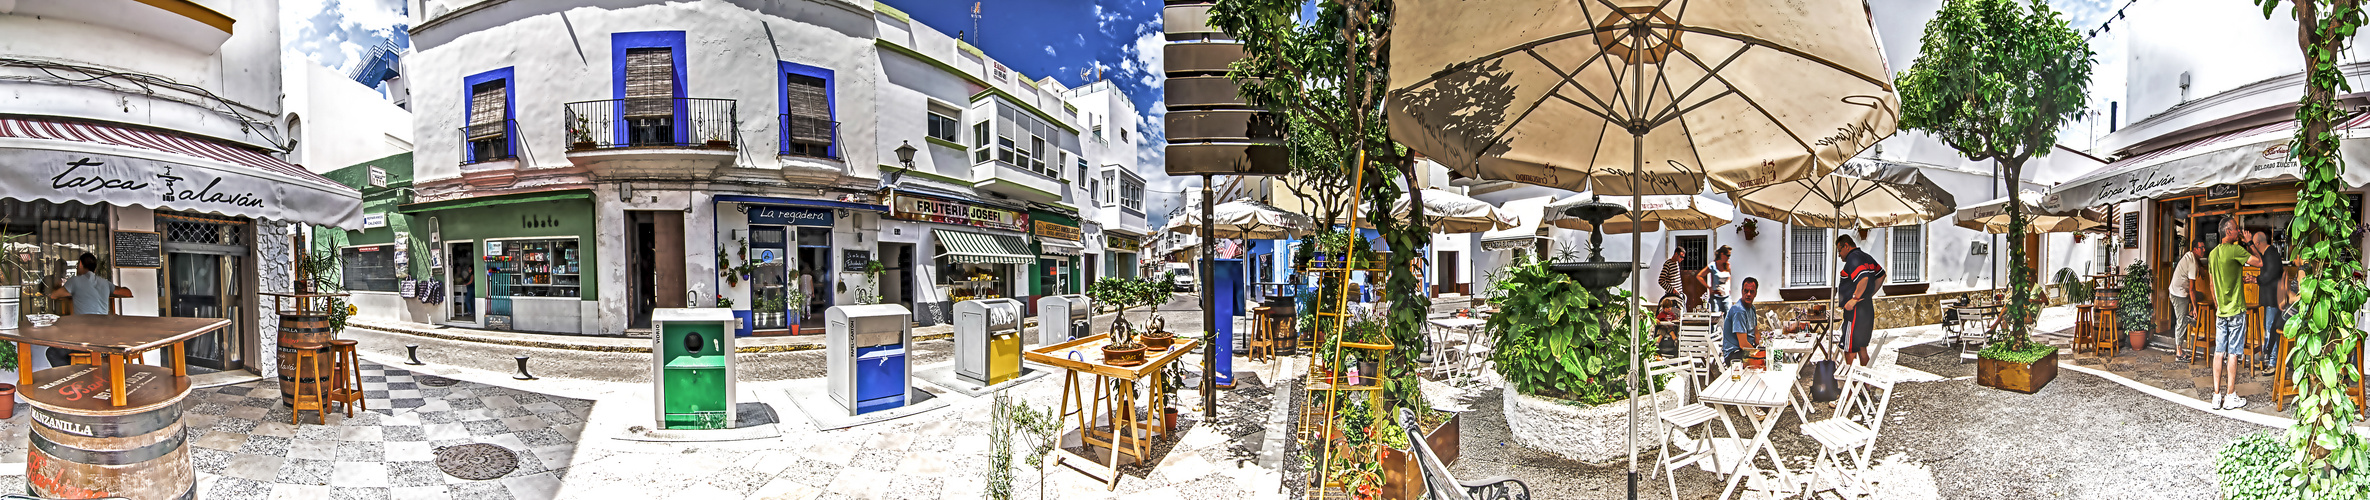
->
[2215,314,2247,355]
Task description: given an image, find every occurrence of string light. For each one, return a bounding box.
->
[2085,0,2141,40]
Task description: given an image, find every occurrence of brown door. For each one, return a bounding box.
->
[651,211,686,308]
[1676,236,1708,309]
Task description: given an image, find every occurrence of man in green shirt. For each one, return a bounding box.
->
[2207,217,2262,410]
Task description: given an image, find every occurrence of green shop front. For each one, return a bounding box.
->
[399,190,599,334]
[309,153,446,326]
[1030,209,1083,304]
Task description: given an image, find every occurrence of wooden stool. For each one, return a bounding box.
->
[2275,334,2298,411]
[288,341,330,425]
[328,339,365,417]
[1246,307,1274,362]
[2094,303,2120,360]
[2074,304,2095,354]
[2189,302,2216,364]
[2244,307,2266,369]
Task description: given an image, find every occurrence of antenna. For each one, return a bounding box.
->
[971,2,982,44]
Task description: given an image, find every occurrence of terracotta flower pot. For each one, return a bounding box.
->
[1102,344,1147,366]
[1142,331,1175,351]
[0,383,16,419]
[1163,407,1179,433]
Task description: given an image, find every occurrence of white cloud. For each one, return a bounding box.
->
[282,0,409,74]
[1045,46,1059,57]
[1076,33,1088,47]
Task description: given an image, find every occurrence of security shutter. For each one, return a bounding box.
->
[624,48,675,117]
[785,74,830,145]
[467,81,507,140]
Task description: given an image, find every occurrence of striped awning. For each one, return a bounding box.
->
[1040,238,1084,256]
[935,229,1034,265]
[0,117,363,229]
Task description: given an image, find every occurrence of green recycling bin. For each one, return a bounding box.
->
[653,308,738,430]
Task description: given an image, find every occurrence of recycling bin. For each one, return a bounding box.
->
[954,299,1024,385]
[1037,294,1091,345]
[651,308,738,430]
[827,304,913,416]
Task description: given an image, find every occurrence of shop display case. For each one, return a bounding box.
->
[485,239,581,298]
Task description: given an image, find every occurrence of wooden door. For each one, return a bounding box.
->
[652,211,686,308]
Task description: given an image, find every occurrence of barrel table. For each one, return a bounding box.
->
[3,314,226,500]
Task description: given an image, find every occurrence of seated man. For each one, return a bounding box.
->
[1722,278,1762,363]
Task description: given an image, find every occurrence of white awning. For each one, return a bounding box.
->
[1039,238,1085,256]
[1479,196,1555,251]
[0,117,364,229]
[2045,116,2370,212]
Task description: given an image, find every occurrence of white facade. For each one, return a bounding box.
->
[283,59,416,173]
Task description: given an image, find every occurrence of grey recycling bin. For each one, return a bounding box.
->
[826,304,913,416]
[1037,294,1091,345]
[953,299,1023,386]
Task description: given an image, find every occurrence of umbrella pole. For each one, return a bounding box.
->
[1626,134,1643,500]
[1201,174,1217,419]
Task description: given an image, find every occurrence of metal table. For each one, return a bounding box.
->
[1022,334,1200,491]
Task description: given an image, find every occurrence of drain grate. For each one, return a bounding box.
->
[435,443,520,480]
[418,376,460,387]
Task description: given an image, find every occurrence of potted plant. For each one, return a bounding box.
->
[705,133,732,149]
[1087,275,1168,366]
[2118,259,2154,350]
[1738,218,1760,240]
[782,287,810,335]
[569,115,597,150]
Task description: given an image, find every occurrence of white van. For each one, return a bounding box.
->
[1166,263,1196,292]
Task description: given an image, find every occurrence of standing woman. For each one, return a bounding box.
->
[1698,246,1734,313]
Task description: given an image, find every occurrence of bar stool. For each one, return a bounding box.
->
[328,339,366,417]
[2274,334,2299,411]
[1246,307,1273,362]
[2093,302,2120,360]
[288,341,330,425]
[2188,302,2216,364]
[2074,304,2095,354]
[2243,307,2266,369]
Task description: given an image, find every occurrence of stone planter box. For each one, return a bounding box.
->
[1502,387,1676,463]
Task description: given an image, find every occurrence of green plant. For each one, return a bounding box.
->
[714,296,733,308]
[2119,259,2154,333]
[1482,257,1651,404]
[1976,341,2056,365]
[569,115,594,144]
[2056,268,2092,304]
[857,260,888,305]
[1898,0,2094,355]
[2217,431,2370,499]
[986,394,1063,500]
[2253,2,2370,491]
[1087,276,1169,349]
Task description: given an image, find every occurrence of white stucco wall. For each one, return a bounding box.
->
[0,0,284,149]
[284,59,415,173]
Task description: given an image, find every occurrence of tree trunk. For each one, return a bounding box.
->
[2001,157,2033,349]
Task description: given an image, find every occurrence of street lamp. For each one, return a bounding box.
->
[885,140,917,188]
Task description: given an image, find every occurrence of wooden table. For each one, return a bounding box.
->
[1699,361,1802,499]
[3,314,226,500]
[1023,334,1200,491]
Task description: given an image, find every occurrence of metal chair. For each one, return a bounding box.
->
[1401,409,1529,500]
[1645,357,1721,499]
[1801,369,1897,498]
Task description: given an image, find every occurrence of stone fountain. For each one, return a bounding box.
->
[1548,196,1635,291]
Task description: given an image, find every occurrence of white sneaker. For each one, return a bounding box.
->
[2212,394,2225,410]
[2226,396,2248,410]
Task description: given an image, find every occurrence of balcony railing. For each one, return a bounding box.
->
[459,119,521,164]
[563,98,737,151]
[778,114,839,159]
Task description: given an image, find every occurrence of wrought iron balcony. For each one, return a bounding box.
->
[778,114,840,159]
[562,98,737,151]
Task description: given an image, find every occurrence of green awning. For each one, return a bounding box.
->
[934,229,1034,265]
[398,190,591,214]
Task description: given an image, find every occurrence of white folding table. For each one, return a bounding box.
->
[1426,317,1488,381]
[1697,361,1801,499]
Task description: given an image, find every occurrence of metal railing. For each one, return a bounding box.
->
[459,119,520,164]
[778,114,839,159]
[563,98,737,150]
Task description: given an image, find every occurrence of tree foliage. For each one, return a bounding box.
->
[2253,1,2370,496]
[1896,0,2092,352]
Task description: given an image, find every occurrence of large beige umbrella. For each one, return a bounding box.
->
[1161,199,1314,240]
[1732,159,1958,229]
[1362,188,1519,234]
[1955,191,2108,234]
[1546,192,1734,233]
[1383,3,1895,497]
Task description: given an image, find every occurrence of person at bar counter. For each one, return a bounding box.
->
[2251,230,2287,376]
[2169,239,2205,362]
[2208,217,2263,411]
[42,253,133,367]
[1833,235,1884,367]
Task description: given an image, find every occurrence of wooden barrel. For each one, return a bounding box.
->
[23,363,196,500]
[277,312,335,405]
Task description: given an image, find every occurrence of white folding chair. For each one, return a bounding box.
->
[1676,321,1719,386]
[1955,307,1995,358]
[1644,357,1720,499]
[1800,369,1898,497]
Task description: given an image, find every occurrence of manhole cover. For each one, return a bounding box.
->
[418,376,460,387]
[435,443,519,480]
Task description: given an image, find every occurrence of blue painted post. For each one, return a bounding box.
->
[1213,258,1244,388]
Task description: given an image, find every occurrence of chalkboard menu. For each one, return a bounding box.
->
[843,251,872,272]
[113,231,161,268]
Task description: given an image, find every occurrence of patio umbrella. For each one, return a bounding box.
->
[1954,191,2108,234]
[1361,188,1520,234]
[1384,2,1897,497]
[1161,198,1315,240]
[1731,159,1958,229]
[1546,192,1734,233]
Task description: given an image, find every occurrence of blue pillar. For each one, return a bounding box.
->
[1213,258,1244,387]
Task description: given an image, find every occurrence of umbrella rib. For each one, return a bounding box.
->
[1522,49,1624,129]
[1644,45,1751,128]
[1550,93,1622,128]
[1397,18,1893,100]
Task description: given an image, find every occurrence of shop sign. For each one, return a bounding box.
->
[362,213,388,229]
[1106,234,1141,251]
[368,167,388,187]
[892,196,1029,232]
[112,231,161,268]
[2205,183,2241,201]
[748,205,834,226]
[1034,220,1081,241]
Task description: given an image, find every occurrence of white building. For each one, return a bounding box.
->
[0,0,364,384]
[404,0,1126,334]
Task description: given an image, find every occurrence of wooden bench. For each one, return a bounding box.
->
[1400,409,1529,500]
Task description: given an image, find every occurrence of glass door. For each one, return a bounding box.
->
[795,227,831,326]
[751,227,788,330]
[448,242,476,322]
[168,252,242,372]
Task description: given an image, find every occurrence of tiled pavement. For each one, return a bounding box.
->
[0,360,593,500]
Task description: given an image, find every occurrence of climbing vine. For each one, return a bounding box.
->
[2252,1,2370,496]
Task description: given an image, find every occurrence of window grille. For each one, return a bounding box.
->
[1788,225,1828,287]
[1891,224,1924,282]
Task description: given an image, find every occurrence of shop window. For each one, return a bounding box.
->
[486,239,581,298]
[1787,225,1829,287]
[341,245,397,292]
[0,200,109,315]
[1890,224,1923,283]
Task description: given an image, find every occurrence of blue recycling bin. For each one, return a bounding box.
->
[1212,258,1243,387]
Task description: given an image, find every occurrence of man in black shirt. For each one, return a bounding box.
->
[2252,230,2285,375]
[1834,235,1885,366]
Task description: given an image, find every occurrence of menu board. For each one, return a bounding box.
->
[112,231,161,268]
[843,251,871,272]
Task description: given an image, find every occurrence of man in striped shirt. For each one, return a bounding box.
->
[1658,247,1686,300]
